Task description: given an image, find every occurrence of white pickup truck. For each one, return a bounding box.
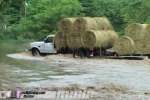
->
[29,35,57,56]
[28,35,95,57]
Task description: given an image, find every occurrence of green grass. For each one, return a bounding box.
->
[0,38,35,55]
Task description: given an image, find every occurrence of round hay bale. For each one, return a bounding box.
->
[73,17,98,35]
[145,24,150,39]
[81,30,103,48]
[93,17,112,30]
[54,32,67,49]
[125,23,148,40]
[105,30,118,48]
[113,36,135,55]
[58,18,76,36]
[81,30,118,48]
[99,31,118,48]
[66,34,82,49]
[100,31,109,48]
[134,40,150,54]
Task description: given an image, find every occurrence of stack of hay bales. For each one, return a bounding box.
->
[55,18,76,49]
[58,18,76,36]
[73,17,98,35]
[73,17,118,49]
[55,17,118,50]
[67,17,99,49]
[113,23,150,55]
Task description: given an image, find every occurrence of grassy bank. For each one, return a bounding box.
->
[0,39,34,55]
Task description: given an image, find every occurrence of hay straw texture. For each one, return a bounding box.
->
[54,32,67,49]
[81,30,118,48]
[99,31,108,48]
[134,40,150,54]
[73,17,98,35]
[113,36,135,55]
[106,30,119,48]
[125,23,148,41]
[81,30,103,48]
[93,17,112,30]
[145,24,150,39]
[66,34,82,49]
[58,18,76,36]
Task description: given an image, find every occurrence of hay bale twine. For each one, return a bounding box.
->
[145,24,150,39]
[58,18,76,36]
[73,17,98,35]
[125,23,148,40]
[66,33,82,49]
[134,40,150,54]
[54,32,67,50]
[93,17,113,30]
[113,36,135,55]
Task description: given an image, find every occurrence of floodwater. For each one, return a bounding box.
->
[0,43,150,99]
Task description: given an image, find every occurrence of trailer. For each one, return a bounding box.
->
[105,49,149,60]
[106,56,148,60]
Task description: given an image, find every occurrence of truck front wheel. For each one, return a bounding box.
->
[31,49,40,56]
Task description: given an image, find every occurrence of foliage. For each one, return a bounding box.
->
[1,0,81,40]
[0,0,150,40]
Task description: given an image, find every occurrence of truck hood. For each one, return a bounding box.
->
[30,41,44,46]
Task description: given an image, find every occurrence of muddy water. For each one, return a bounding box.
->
[0,43,150,99]
[0,43,88,89]
[4,53,150,92]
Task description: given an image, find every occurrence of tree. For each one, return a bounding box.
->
[3,0,82,40]
[79,0,126,33]
[1,0,150,40]
[137,0,150,23]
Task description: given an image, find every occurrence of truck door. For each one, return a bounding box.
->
[44,36,57,53]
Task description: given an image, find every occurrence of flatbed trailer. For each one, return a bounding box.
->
[106,56,148,60]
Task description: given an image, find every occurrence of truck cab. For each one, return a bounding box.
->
[29,35,57,56]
